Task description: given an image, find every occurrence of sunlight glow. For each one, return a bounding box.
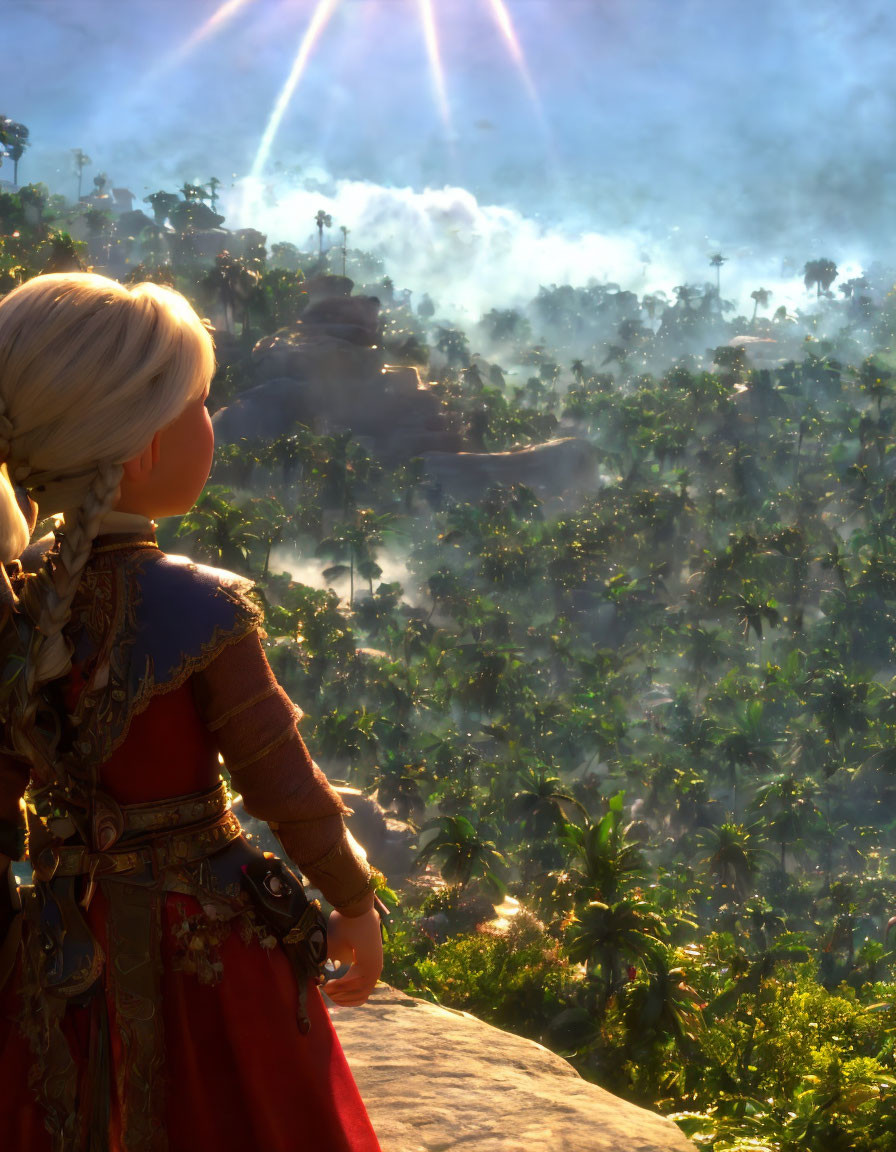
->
[249,0,341,183]
[486,0,544,120]
[418,0,452,133]
[157,0,257,76]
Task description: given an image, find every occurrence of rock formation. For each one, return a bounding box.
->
[213,275,463,464]
[213,276,597,500]
[422,438,599,503]
[330,984,696,1152]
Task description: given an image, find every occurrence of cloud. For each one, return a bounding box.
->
[231,173,865,324]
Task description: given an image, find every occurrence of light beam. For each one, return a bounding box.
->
[153,0,257,78]
[486,0,545,124]
[418,0,452,133]
[249,0,342,183]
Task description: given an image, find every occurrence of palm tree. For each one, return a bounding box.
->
[71,148,91,199]
[565,897,668,1005]
[621,950,704,1057]
[340,224,349,276]
[750,287,771,322]
[734,580,781,643]
[83,205,113,263]
[315,209,332,262]
[435,326,471,368]
[709,252,726,293]
[207,176,221,211]
[17,182,49,235]
[244,494,291,578]
[697,821,769,905]
[375,759,429,824]
[203,252,261,335]
[803,258,838,297]
[0,119,29,184]
[174,486,262,573]
[752,772,821,871]
[417,814,507,897]
[561,796,644,905]
[570,359,588,386]
[712,699,780,814]
[509,765,587,839]
[316,509,394,605]
[39,230,86,273]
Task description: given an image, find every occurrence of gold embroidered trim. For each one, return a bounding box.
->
[91,540,159,555]
[206,685,280,732]
[226,722,296,774]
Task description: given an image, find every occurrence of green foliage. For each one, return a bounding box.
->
[409,915,569,1036]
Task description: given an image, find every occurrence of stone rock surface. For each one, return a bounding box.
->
[422,438,599,502]
[213,278,465,463]
[212,276,592,496]
[212,376,317,443]
[329,984,696,1152]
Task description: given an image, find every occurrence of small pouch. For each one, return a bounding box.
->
[240,850,328,1033]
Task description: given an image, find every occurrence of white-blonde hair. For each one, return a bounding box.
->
[0,272,214,766]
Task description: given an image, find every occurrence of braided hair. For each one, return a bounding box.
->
[0,273,214,780]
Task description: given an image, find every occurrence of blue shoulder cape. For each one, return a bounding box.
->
[60,542,263,765]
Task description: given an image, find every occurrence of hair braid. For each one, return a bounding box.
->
[10,463,123,775]
[35,462,124,684]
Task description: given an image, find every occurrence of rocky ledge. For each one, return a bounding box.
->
[329,984,695,1152]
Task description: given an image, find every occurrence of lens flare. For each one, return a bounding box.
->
[248,0,341,184]
[486,0,545,125]
[418,0,452,133]
[154,0,257,77]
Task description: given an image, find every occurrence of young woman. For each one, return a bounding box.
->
[0,273,383,1152]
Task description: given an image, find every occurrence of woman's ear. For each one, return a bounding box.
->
[121,435,158,484]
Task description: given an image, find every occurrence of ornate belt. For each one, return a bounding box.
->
[50,810,243,879]
[120,779,231,833]
[42,781,242,881]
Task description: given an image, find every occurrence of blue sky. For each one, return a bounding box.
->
[2,0,894,311]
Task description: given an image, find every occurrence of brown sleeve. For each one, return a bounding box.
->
[193,631,375,915]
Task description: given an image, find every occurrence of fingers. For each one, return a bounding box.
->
[324,966,379,1006]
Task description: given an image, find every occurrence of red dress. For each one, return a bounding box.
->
[0,537,382,1152]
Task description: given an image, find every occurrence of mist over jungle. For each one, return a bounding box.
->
[9,3,896,1151]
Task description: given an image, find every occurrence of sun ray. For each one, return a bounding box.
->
[418,0,452,133]
[153,0,258,78]
[486,0,545,125]
[248,0,342,185]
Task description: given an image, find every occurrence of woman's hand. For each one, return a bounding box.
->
[324,907,382,1007]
